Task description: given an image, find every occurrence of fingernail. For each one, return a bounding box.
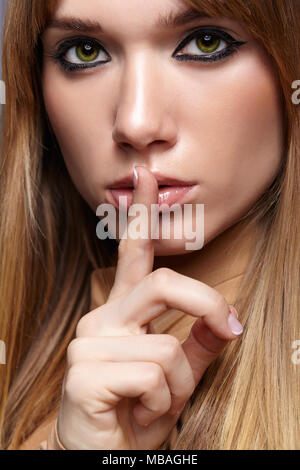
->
[228,313,243,336]
[133,166,138,189]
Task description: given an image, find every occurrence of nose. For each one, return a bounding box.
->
[112,55,178,153]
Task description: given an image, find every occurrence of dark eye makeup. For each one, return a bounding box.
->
[47,26,247,73]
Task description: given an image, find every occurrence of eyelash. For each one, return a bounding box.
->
[50,27,247,73]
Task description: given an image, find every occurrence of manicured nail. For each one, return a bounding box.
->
[228,313,243,335]
[133,166,138,189]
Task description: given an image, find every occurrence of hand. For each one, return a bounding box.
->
[57,166,243,450]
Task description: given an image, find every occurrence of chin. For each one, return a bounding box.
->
[152,238,204,256]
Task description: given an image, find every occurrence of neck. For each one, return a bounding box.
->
[153,217,260,287]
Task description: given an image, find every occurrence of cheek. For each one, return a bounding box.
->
[42,66,104,152]
[181,45,284,205]
[41,65,113,205]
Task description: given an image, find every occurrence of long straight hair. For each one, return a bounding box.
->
[0,0,300,449]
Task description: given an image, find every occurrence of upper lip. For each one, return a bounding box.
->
[108,170,196,189]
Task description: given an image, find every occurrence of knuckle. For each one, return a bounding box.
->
[75,315,90,337]
[152,268,172,282]
[158,335,181,363]
[211,291,228,315]
[151,267,173,286]
[66,338,85,367]
[75,308,104,337]
[143,363,165,389]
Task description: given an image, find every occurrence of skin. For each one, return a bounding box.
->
[58,167,244,449]
[40,0,284,449]
[41,0,284,264]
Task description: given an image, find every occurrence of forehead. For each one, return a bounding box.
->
[50,0,212,36]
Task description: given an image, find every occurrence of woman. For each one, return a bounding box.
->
[0,0,299,450]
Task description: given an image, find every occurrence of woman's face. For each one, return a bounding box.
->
[41,0,284,255]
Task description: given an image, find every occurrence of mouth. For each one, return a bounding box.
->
[106,170,198,212]
[106,184,198,212]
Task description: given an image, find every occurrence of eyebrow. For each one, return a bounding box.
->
[157,7,210,28]
[45,7,210,33]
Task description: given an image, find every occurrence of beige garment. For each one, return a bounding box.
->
[18,220,257,450]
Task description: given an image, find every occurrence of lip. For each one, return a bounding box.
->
[106,185,198,212]
[107,170,196,189]
[106,170,198,212]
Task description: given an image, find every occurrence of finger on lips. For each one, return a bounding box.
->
[108,165,159,302]
[89,166,243,425]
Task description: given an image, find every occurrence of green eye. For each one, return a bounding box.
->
[76,42,99,62]
[196,34,220,54]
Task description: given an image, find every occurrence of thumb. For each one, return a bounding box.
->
[181,304,241,386]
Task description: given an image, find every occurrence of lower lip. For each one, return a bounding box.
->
[107,186,197,212]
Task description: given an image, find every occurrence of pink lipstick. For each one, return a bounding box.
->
[106,170,198,212]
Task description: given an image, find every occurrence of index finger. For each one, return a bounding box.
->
[108,166,159,301]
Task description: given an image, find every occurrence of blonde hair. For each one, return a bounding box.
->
[0,0,299,450]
